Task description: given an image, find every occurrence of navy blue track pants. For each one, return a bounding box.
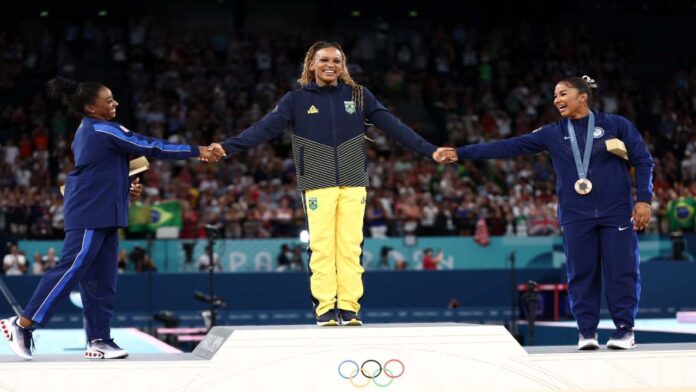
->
[22,228,119,341]
[562,216,641,334]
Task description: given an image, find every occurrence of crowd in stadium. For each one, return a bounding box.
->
[1,15,695,246]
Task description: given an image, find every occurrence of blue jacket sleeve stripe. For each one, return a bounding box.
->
[94,124,192,153]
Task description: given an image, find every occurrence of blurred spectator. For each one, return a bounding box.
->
[181,242,195,272]
[422,248,443,271]
[117,249,128,273]
[198,246,222,272]
[31,252,44,275]
[129,246,158,273]
[377,246,393,270]
[394,259,408,270]
[288,245,304,272]
[41,247,58,273]
[3,244,27,275]
[276,243,291,271]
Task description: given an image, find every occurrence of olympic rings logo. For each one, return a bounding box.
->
[338,359,405,388]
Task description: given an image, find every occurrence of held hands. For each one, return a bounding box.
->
[129,178,143,202]
[632,201,651,231]
[432,147,458,164]
[199,143,227,162]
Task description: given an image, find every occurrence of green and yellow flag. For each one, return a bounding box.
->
[128,201,182,233]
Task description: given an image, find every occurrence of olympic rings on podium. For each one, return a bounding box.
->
[338,359,405,388]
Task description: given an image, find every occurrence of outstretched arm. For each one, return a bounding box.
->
[363,87,438,158]
[218,92,294,156]
[455,128,548,160]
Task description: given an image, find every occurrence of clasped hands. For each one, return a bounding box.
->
[198,143,227,162]
[432,147,458,164]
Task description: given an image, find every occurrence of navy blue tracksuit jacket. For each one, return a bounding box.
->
[456,111,654,332]
[219,81,437,191]
[22,117,199,340]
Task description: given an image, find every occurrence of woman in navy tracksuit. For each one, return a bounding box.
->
[0,77,224,360]
[439,76,654,350]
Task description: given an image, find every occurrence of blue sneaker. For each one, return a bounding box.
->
[1,316,34,360]
[606,326,635,350]
[577,331,599,350]
[85,338,129,359]
[316,311,339,327]
[338,309,363,326]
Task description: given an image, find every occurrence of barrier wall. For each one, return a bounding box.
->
[1,263,694,328]
[18,234,696,273]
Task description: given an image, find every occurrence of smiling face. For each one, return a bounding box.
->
[553,82,590,119]
[309,47,344,87]
[85,87,118,121]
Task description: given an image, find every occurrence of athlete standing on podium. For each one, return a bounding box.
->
[435,76,654,350]
[1,77,225,360]
[209,41,447,327]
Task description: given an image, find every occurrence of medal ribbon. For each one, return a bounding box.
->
[567,111,595,181]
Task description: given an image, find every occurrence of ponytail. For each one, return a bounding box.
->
[46,77,104,115]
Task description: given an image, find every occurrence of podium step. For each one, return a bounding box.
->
[1,323,695,391]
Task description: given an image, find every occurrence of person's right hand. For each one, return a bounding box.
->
[433,147,458,164]
[199,143,227,162]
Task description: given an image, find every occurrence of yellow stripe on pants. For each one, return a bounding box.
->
[305,186,366,317]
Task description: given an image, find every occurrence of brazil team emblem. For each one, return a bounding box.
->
[308,197,318,211]
[344,101,356,114]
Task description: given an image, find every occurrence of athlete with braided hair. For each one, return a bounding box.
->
[211,41,453,326]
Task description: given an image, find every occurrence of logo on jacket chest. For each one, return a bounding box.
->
[344,101,356,114]
[563,126,605,140]
[593,127,605,138]
[307,105,319,114]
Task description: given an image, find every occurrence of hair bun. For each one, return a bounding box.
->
[46,77,79,101]
[581,75,598,89]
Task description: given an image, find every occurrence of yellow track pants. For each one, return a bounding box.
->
[303,186,366,317]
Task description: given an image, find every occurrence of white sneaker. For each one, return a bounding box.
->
[84,339,129,359]
[606,329,636,350]
[577,332,599,350]
[0,316,34,360]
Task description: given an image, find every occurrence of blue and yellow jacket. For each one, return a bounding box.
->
[63,117,199,230]
[220,81,437,191]
[455,111,654,225]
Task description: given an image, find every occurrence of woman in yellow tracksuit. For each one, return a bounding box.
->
[215,41,448,326]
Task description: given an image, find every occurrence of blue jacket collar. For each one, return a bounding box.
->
[303,81,345,92]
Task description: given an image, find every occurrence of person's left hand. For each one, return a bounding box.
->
[130,178,143,202]
[632,201,651,230]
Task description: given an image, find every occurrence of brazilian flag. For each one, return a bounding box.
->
[128,202,182,233]
[667,197,696,231]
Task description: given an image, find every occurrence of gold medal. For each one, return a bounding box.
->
[574,178,592,195]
